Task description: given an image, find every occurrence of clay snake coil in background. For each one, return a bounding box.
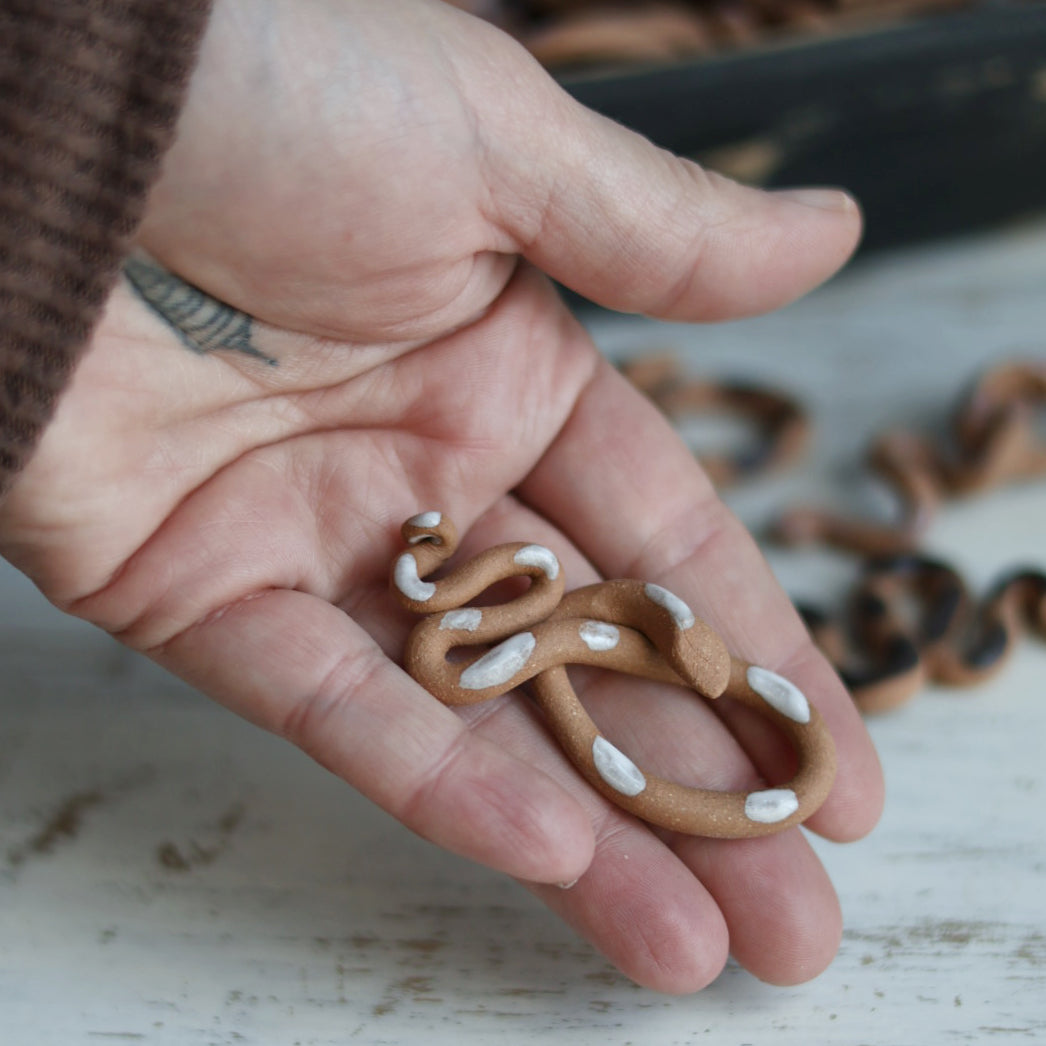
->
[622,355,1046,714]
[391,511,836,838]
[799,557,1046,714]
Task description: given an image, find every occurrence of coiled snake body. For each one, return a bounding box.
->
[391,512,836,838]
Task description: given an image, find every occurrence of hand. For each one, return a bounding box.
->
[0,0,881,992]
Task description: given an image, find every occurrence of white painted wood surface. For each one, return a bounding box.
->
[2,219,1045,1044]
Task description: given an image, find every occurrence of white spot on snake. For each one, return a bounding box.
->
[579,621,620,652]
[394,552,436,602]
[440,608,483,632]
[592,737,647,797]
[407,511,443,544]
[746,666,811,724]
[744,788,799,824]
[643,583,695,630]
[407,510,442,529]
[459,632,536,691]
[513,544,560,580]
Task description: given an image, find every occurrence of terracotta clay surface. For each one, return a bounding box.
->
[391,512,836,838]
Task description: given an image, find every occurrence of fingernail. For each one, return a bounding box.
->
[556,878,579,890]
[774,187,858,213]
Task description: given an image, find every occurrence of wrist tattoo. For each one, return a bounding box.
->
[123,253,277,366]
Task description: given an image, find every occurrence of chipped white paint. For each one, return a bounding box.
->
[459,632,536,691]
[744,788,799,824]
[746,666,811,724]
[643,583,695,630]
[393,552,435,602]
[591,736,647,797]
[513,544,560,580]
[579,621,620,652]
[407,510,442,529]
[439,608,483,632]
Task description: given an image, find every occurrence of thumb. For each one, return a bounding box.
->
[484,80,861,321]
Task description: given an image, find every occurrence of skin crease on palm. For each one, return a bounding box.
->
[0,0,884,993]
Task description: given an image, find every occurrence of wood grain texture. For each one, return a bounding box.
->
[2,218,1045,1044]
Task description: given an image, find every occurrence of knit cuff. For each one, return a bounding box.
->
[0,0,214,494]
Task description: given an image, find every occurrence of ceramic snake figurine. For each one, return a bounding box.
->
[391,512,837,838]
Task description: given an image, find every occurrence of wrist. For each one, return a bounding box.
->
[0,0,213,496]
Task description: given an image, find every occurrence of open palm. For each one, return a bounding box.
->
[0,0,882,992]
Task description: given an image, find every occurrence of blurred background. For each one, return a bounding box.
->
[447,0,1046,251]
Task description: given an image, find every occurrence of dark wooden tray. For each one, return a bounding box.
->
[561,3,1046,250]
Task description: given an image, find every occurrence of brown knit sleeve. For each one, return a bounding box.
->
[0,0,213,495]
